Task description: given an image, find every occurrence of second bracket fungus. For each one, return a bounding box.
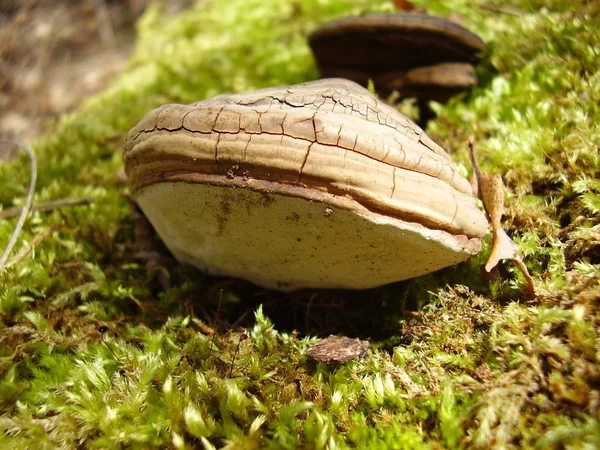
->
[309,13,485,123]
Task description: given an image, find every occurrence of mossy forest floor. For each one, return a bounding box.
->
[1,0,599,448]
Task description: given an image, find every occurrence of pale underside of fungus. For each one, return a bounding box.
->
[124,79,488,291]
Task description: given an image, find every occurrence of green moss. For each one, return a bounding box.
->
[1,0,599,448]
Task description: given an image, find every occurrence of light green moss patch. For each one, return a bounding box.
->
[1,0,599,448]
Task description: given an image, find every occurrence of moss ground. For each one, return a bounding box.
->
[1,0,599,448]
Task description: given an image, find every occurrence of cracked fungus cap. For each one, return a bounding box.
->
[123,79,488,291]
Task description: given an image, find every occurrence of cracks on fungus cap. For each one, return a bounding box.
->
[124,82,470,200]
[124,80,488,241]
[450,185,460,230]
[126,110,460,196]
[212,105,229,173]
[235,90,420,140]
[298,111,318,184]
[128,89,422,149]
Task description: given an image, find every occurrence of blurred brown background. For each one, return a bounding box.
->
[0,0,194,142]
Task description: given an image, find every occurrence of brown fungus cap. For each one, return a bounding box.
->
[309,13,486,75]
[309,13,486,122]
[124,79,488,291]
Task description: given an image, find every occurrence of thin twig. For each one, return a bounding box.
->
[230,308,252,330]
[0,197,93,219]
[207,289,223,359]
[479,3,523,16]
[0,141,37,271]
[91,0,116,47]
[100,329,122,365]
[6,224,59,269]
[467,140,482,198]
[229,333,248,378]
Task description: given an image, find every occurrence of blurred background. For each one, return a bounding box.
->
[0,0,194,142]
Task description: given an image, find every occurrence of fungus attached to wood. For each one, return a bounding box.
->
[124,79,488,291]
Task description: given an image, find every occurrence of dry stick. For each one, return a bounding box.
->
[207,289,223,359]
[0,197,93,219]
[230,308,252,330]
[91,0,116,47]
[467,140,482,198]
[7,224,59,269]
[0,141,37,271]
[100,328,123,365]
[479,3,523,16]
[229,334,248,378]
[304,292,319,330]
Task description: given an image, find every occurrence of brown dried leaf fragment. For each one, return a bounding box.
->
[392,0,421,12]
[306,335,370,364]
[468,141,536,297]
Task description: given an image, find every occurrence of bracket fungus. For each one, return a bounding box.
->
[309,13,485,123]
[124,79,488,291]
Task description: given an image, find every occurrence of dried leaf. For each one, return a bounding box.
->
[392,0,419,11]
[468,142,536,297]
[306,335,370,364]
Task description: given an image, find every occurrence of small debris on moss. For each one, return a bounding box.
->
[306,335,370,364]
